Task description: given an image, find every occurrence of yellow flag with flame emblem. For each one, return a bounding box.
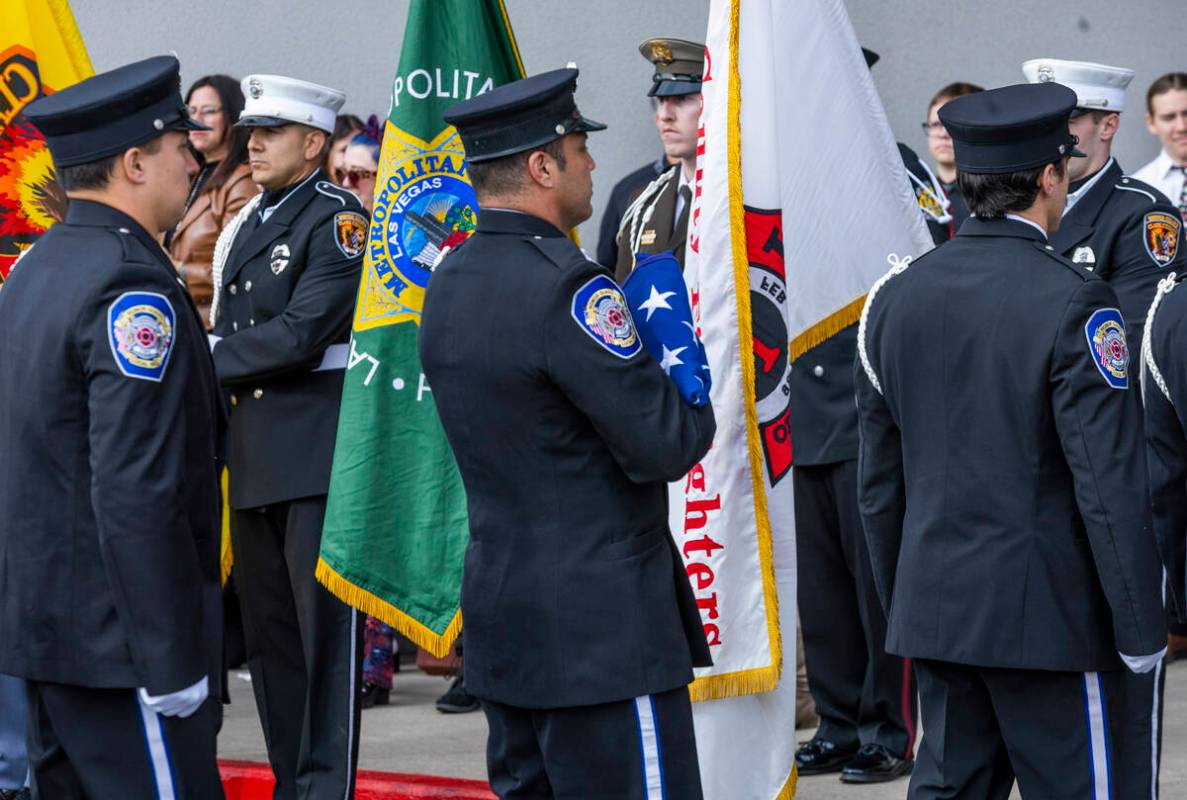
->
[0,0,92,283]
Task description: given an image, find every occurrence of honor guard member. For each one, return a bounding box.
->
[614,38,703,283]
[209,73,367,799]
[422,69,717,800]
[0,56,225,798]
[791,47,919,788]
[1025,58,1186,348]
[857,82,1167,800]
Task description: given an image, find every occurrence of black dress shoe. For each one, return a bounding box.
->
[435,674,480,713]
[795,738,857,775]
[361,682,390,709]
[840,743,913,783]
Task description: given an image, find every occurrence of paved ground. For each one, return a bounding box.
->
[218,660,1187,798]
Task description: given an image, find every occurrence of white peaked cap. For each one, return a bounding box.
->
[237,74,346,134]
[1022,58,1135,113]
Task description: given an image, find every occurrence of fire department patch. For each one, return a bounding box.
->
[915,184,946,221]
[108,291,176,382]
[1085,307,1129,390]
[1144,211,1180,267]
[334,211,368,258]
[571,274,641,359]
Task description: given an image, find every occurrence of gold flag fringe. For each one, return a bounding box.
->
[315,557,463,659]
[789,295,867,363]
[219,468,233,586]
[777,764,798,799]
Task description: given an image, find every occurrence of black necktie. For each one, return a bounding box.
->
[674,184,692,235]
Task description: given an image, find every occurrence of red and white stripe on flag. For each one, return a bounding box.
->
[679,0,932,797]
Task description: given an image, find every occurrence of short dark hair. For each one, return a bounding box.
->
[56,137,162,191]
[467,138,567,198]
[957,158,1066,219]
[928,82,984,112]
[1147,73,1187,115]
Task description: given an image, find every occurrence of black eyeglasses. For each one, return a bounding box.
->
[920,120,949,136]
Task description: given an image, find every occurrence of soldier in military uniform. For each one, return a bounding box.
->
[209,73,367,799]
[858,82,1167,799]
[614,38,703,283]
[0,56,224,798]
[421,69,716,799]
[1022,59,1185,349]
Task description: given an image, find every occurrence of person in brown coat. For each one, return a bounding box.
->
[169,74,259,328]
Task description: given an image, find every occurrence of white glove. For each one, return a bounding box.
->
[138,675,209,718]
[1118,648,1167,674]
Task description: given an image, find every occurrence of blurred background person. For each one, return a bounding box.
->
[341,115,381,210]
[1133,73,1187,219]
[326,112,364,185]
[922,82,984,240]
[168,74,259,328]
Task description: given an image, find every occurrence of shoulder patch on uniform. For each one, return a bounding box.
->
[334,211,368,258]
[1085,307,1129,390]
[570,274,641,359]
[108,291,176,382]
[1144,211,1180,267]
[315,180,352,206]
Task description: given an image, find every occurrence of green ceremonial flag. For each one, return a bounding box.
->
[317,0,525,658]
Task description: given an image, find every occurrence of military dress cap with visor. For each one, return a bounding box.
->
[235,74,346,134]
[23,54,208,168]
[938,82,1086,174]
[442,67,605,164]
[1021,58,1135,114]
[639,38,704,97]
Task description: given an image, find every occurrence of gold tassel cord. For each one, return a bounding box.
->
[315,557,463,659]
[789,295,867,363]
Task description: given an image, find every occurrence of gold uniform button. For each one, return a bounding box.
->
[253,388,263,400]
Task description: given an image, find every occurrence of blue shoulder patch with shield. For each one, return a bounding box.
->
[108,291,176,382]
[570,274,641,359]
[1084,307,1129,389]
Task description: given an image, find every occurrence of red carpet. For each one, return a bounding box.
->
[219,760,496,799]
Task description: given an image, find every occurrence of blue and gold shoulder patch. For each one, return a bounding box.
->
[571,274,641,359]
[1144,211,1180,268]
[108,291,176,382]
[334,211,368,258]
[1085,307,1128,389]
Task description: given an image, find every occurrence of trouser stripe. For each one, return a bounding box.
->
[135,694,177,800]
[1083,671,1111,800]
[633,695,665,800]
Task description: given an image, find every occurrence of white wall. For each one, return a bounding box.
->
[69,0,1186,251]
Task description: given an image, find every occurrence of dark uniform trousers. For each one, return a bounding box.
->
[212,170,368,799]
[1055,159,1186,799]
[420,210,715,799]
[25,684,222,800]
[791,327,917,756]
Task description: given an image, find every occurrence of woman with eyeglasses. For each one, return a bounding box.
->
[921,82,983,241]
[326,113,364,186]
[168,74,260,328]
[339,115,382,211]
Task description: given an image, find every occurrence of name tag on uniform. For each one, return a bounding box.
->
[640,229,657,246]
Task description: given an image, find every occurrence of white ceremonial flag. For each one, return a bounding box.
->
[680,0,933,797]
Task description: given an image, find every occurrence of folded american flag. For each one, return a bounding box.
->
[622,251,712,407]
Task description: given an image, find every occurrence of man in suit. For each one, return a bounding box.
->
[421,68,716,799]
[209,73,367,800]
[0,55,224,798]
[857,82,1166,799]
[1024,58,1185,348]
[614,38,703,283]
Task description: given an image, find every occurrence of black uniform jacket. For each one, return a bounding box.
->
[420,210,716,709]
[0,200,224,696]
[614,165,689,284]
[856,217,1166,671]
[1142,272,1187,624]
[1052,159,1185,348]
[212,171,365,509]
[788,325,860,467]
[596,154,666,273]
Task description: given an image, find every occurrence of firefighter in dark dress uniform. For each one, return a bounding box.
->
[421,68,717,800]
[0,56,225,798]
[857,82,1167,800]
[209,73,367,800]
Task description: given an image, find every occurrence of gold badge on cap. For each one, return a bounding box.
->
[650,42,673,65]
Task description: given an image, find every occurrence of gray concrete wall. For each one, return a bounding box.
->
[69,0,1187,251]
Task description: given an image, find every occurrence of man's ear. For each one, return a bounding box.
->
[1099,112,1121,144]
[118,146,148,186]
[1147,113,1159,136]
[305,129,327,162]
[526,150,555,189]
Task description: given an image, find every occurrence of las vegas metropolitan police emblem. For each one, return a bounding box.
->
[571,274,641,359]
[107,291,176,382]
[1085,307,1128,389]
